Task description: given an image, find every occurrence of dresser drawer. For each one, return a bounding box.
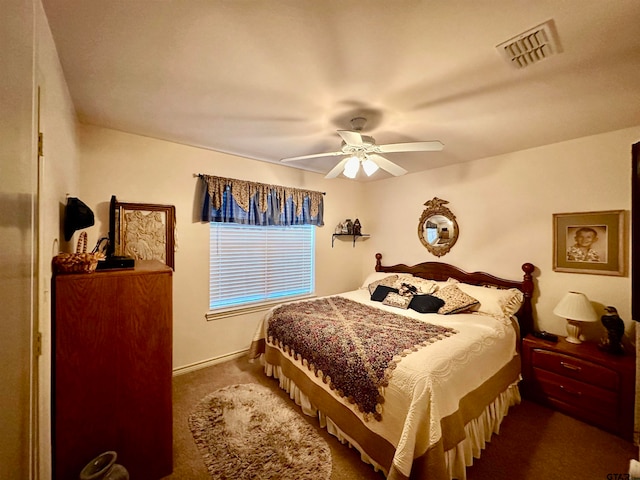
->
[530,349,619,391]
[532,367,618,418]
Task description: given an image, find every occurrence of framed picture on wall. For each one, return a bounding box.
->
[115,201,176,269]
[553,210,625,276]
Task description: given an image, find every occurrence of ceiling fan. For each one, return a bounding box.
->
[281,117,444,179]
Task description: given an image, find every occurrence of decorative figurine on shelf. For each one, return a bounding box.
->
[598,306,625,355]
[353,218,362,236]
[344,219,354,234]
[335,222,344,234]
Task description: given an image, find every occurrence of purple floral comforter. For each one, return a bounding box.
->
[266,296,456,420]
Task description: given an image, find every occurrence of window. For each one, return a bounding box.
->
[209,223,315,311]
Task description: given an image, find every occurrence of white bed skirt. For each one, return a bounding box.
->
[263,358,521,480]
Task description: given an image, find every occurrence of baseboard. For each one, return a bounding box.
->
[172,349,249,376]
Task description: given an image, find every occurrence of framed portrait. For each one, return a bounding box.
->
[115,201,176,269]
[553,210,625,276]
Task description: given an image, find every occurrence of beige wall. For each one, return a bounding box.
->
[0,0,36,478]
[78,125,639,369]
[78,125,367,369]
[17,2,640,475]
[35,1,82,478]
[361,126,640,340]
[33,23,640,465]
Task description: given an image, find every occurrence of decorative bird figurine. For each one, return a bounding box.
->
[598,306,625,355]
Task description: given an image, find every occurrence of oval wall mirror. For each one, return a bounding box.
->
[417,197,459,257]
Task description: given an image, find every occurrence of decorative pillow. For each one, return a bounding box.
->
[434,280,452,290]
[398,282,419,297]
[382,292,412,309]
[367,275,399,295]
[432,284,480,314]
[395,276,439,294]
[454,283,524,317]
[370,285,399,302]
[360,272,411,290]
[409,294,445,314]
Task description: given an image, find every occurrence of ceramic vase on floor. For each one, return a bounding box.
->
[79,451,129,480]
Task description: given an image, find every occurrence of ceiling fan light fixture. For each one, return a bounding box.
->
[343,156,360,178]
[362,157,379,176]
[280,116,444,179]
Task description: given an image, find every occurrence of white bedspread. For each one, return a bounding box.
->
[250,288,520,479]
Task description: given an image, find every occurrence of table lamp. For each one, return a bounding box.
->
[553,291,598,344]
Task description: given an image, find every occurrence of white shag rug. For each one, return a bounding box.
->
[189,383,332,480]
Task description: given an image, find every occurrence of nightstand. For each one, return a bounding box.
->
[521,334,636,440]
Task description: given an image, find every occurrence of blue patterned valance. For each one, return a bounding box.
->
[199,174,324,226]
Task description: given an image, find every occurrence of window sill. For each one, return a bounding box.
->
[205,294,315,321]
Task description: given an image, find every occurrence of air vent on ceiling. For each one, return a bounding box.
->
[496,20,561,69]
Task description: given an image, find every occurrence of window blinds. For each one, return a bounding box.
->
[209,223,315,310]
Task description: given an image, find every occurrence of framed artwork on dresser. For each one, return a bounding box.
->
[115,201,176,269]
[553,210,625,276]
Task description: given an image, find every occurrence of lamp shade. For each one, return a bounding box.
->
[553,291,598,323]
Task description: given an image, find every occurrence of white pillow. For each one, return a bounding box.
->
[454,282,524,317]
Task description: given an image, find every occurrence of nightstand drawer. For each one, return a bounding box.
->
[522,335,635,440]
[530,349,618,391]
[532,367,617,418]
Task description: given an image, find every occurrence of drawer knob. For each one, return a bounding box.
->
[560,385,582,396]
[560,361,582,372]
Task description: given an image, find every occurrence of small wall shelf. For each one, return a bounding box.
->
[332,233,370,247]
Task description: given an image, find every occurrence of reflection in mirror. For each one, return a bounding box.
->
[418,198,459,257]
[423,214,454,245]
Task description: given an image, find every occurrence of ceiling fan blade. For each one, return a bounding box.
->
[281,151,345,162]
[324,158,349,179]
[337,130,364,146]
[368,154,408,176]
[378,141,444,153]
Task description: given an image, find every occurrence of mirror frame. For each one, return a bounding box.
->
[417,197,459,257]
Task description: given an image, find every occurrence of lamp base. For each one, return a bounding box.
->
[566,320,584,344]
[565,335,583,344]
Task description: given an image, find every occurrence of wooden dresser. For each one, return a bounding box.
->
[53,260,173,479]
[521,334,635,440]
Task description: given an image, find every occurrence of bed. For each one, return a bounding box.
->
[249,253,535,480]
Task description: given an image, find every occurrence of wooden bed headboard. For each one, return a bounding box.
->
[375,253,535,338]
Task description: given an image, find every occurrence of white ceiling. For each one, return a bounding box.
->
[42,0,640,181]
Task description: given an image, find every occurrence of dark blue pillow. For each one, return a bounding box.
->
[371,285,399,302]
[409,294,445,313]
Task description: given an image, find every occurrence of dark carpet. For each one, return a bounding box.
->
[165,355,636,480]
